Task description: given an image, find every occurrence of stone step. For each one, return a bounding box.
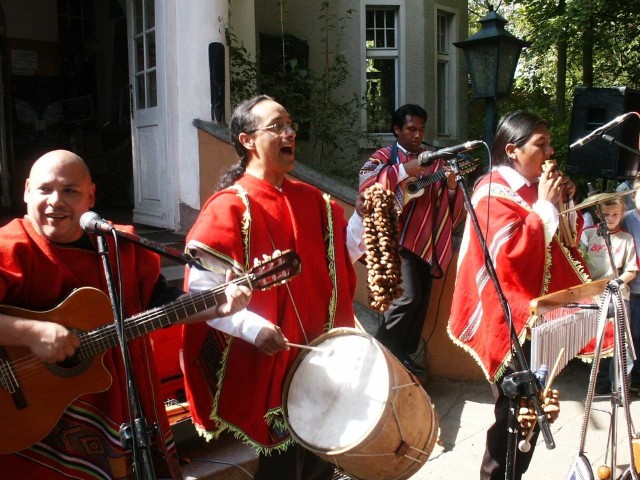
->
[174,422,258,480]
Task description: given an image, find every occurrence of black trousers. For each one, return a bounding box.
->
[375,249,433,356]
[481,342,541,480]
[253,445,335,480]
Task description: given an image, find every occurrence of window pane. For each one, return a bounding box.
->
[70,18,83,42]
[146,33,156,69]
[134,0,143,34]
[147,70,157,107]
[57,0,67,15]
[386,30,395,48]
[376,31,385,48]
[69,0,81,16]
[366,58,396,133]
[84,19,96,40]
[145,0,155,30]
[375,10,384,27]
[366,28,374,42]
[366,10,374,28]
[386,10,394,28]
[437,15,449,54]
[437,62,448,135]
[84,0,94,17]
[136,74,146,109]
[135,37,145,73]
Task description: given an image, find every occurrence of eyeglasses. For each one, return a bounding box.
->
[247,122,299,135]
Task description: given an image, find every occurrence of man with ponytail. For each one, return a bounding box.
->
[181,95,359,479]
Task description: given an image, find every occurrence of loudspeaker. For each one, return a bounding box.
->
[208,42,225,122]
[566,87,640,179]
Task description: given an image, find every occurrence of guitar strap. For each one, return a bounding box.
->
[428,184,444,279]
[389,142,399,166]
[391,140,444,278]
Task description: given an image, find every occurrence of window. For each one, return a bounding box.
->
[365,7,399,133]
[132,0,157,109]
[436,12,452,136]
[57,0,96,43]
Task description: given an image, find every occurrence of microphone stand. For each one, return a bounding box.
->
[107,226,198,266]
[95,231,157,480]
[590,203,639,480]
[448,155,555,480]
[600,134,640,158]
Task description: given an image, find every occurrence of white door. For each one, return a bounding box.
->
[127,0,172,228]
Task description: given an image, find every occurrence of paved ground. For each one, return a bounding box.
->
[407,359,640,479]
[352,304,639,479]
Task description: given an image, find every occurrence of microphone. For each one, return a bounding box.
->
[80,211,114,234]
[569,112,635,150]
[418,140,483,166]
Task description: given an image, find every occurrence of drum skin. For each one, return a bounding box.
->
[282,328,439,480]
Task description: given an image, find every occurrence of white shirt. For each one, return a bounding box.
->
[188,216,366,345]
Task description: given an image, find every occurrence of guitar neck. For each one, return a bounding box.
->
[415,169,447,189]
[76,276,252,359]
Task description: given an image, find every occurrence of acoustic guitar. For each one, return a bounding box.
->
[0,250,301,453]
[401,157,479,206]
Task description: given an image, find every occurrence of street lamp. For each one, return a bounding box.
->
[454,9,530,148]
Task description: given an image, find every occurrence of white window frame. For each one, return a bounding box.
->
[132,0,157,110]
[434,5,459,140]
[360,0,405,144]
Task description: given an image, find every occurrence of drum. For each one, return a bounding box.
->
[282,328,438,480]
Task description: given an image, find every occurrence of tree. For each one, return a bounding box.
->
[465,0,640,169]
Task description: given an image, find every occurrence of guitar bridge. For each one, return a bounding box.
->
[0,346,27,409]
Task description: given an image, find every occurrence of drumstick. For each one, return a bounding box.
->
[518,348,565,453]
[286,342,323,352]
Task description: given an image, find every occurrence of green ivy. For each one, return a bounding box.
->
[226,2,372,189]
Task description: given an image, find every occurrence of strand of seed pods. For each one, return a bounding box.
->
[362,184,403,312]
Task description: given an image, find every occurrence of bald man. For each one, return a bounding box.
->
[0,150,249,479]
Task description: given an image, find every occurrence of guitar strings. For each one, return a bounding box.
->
[5,258,292,387]
[3,277,248,384]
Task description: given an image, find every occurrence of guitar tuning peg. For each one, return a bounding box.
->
[262,253,271,262]
[253,257,261,267]
[272,249,282,257]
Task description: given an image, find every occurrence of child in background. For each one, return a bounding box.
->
[580,195,639,394]
[622,174,640,392]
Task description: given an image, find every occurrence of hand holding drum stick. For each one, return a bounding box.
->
[518,348,565,453]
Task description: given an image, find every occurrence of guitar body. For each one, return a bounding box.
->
[402,176,423,205]
[401,158,480,206]
[0,250,302,454]
[0,287,114,453]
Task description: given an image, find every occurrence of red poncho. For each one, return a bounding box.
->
[0,218,181,479]
[448,171,589,382]
[182,174,356,453]
[359,144,465,273]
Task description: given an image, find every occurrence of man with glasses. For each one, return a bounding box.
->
[359,104,464,376]
[181,95,359,479]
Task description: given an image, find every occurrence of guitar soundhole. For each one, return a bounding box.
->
[46,328,92,377]
[47,353,91,377]
[407,183,418,194]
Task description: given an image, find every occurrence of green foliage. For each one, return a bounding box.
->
[225,26,259,107]
[465,0,640,193]
[226,2,370,188]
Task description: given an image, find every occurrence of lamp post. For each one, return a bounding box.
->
[454,9,530,148]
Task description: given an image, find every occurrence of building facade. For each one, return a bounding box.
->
[0,0,468,231]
